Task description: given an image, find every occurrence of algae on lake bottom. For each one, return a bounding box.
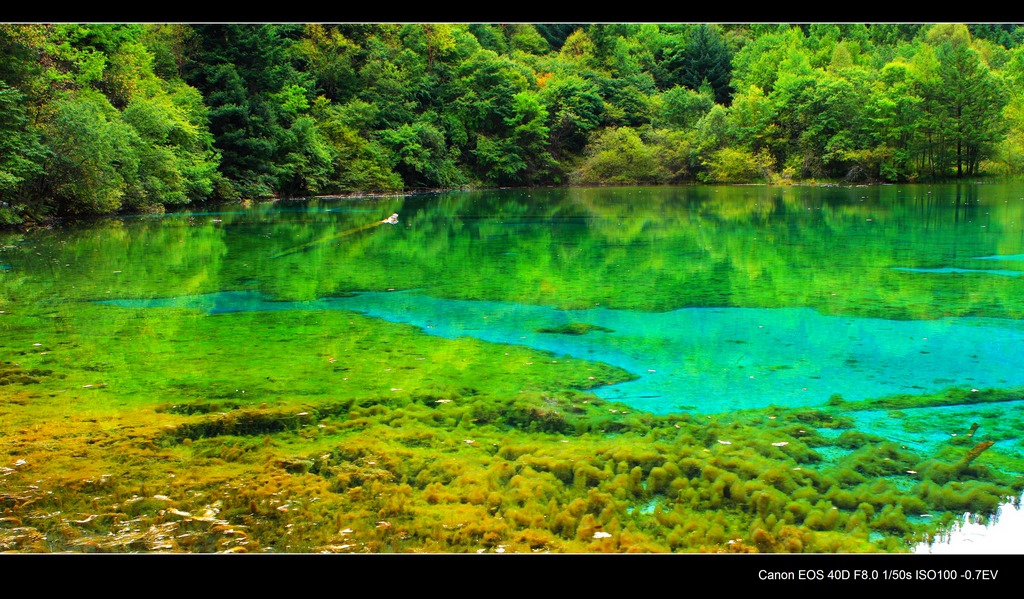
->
[3,185,1024,553]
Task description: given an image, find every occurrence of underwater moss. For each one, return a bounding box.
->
[830,467,868,487]
[0,365,53,386]
[916,480,1009,514]
[919,439,1002,485]
[832,430,887,450]
[573,461,607,489]
[517,455,575,486]
[784,499,811,524]
[804,503,841,532]
[847,442,921,477]
[791,409,854,429]
[535,323,614,335]
[3,258,1024,553]
[870,504,910,534]
[757,467,799,494]
[847,386,1024,411]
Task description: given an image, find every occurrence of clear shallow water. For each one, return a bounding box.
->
[975,254,1024,261]
[6,183,1024,553]
[62,184,1024,442]
[102,290,1024,418]
[71,184,1024,480]
[892,266,1023,277]
[839,401,1024,460]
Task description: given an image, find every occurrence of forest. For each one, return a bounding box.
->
[2,23,1024,225]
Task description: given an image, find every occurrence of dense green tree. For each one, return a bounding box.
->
[466,89,555,186]
[992,93,1024,176]
[726,84,779,157]
[661,24,734,105]
[647,128,696,182]
[139,24,196,79]
[992,45,1024,175]
[573,126,661,184]
[380,118,463,188]
[541,73,605,159]
[653,83,714,130]
[275,115,333,197]
[856,62,922,181]
[311,97,402,192]
[183,24,317,199]
[0,81,48,223]
[454,48,539,183]
[703,147,773,183]
[805,24,842,69]
[534,24,578,51]
[730,25,805,94]
[693,104,731,171]
[399,24,457,73]
[121,83,219,206]
[466,24,507,54]
[0,25,48,98]
[355,31,419,128]
[968,25,1020,49]
[0,24,220,219]
[294,24,359,102]
[505,90,555,181]
[5,21,1024,225]
[42,89,141,215]
[594,72,654,128]
[867,24,924,47]
[558,29,599,70]
[767,48,862,178]
[506,24,550,55]
[932,30,1008,177]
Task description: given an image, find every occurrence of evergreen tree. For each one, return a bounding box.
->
[183,24,313,198]
[934,35,1007,177]
[663,24,733,105]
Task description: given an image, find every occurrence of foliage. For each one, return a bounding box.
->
[44,89,141,214]
[659,24,734,105]
[702,147,774,183]
[573,127,662,185]
[4,185,1024,552]
[3,22,1024,223]
[0,81,47,209]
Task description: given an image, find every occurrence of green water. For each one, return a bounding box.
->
[8,182,1024,447]
[102,290,1024,438]
[3,183,1024,553]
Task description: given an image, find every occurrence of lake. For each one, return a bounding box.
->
[2,184,1023,553]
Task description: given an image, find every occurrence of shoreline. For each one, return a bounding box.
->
[2,178,1017,233]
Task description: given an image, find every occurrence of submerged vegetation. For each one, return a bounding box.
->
[536,322,614,335]
[2,316,1020,553]
[5,23,1024,225]
[3,185,1024,553]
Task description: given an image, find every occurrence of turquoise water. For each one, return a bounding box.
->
[892,267,1023,277]
[840,401,1024,459]
[9,184,1024,553]
[102,289,1024,417]
[17,183,1024,457]
[975,254,1024,261]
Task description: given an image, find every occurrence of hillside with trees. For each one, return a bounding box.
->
[3,23,1024,224]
